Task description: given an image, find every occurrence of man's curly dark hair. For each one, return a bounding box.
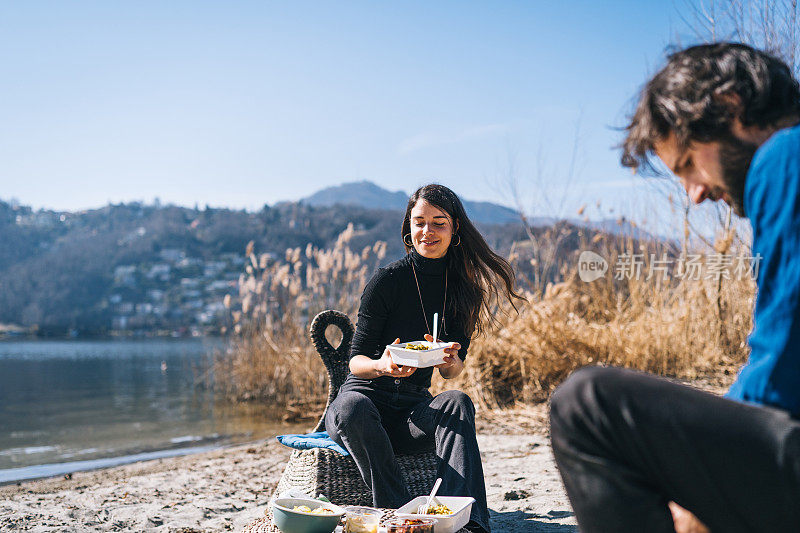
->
[621,42,800,174]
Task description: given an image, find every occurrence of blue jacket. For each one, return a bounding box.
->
[726,123,800,416]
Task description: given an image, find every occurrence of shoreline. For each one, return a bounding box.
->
[0,432,282,488]
[0,405,578,532]
[0,443,222,487]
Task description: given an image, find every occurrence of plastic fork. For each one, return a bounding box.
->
[419,477,442,515]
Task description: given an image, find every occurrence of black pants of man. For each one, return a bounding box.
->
[325,377,490,532]
[549,366,800,533]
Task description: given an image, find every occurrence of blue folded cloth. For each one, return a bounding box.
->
[276,431,350,456]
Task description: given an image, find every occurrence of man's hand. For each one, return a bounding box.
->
[373,338,417,378]
[669,502,709,533]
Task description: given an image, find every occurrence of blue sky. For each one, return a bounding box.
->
[1,1,698,223]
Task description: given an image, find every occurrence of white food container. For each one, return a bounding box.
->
[395,496,475,533]
[386,341,451,368]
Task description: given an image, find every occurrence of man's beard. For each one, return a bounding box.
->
[718,133,758,217]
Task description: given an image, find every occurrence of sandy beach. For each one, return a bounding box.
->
[0,405,577,532]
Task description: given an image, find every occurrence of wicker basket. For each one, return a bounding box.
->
[271,310,438,506]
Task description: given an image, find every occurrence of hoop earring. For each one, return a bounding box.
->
[451,234,461,246]
[403,233,413,247]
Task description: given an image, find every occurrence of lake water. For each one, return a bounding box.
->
[0,339,299,484]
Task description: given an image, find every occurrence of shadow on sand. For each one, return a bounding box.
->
[489,509,578,532]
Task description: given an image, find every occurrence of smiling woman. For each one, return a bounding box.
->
[324,183,524,533]
[401,184,523,338]
[407,200,454,259]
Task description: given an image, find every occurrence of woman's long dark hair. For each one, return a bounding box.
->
[402,184,524,337]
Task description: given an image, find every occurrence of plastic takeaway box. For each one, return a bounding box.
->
[395,496,475,533]
[386,342,451,368]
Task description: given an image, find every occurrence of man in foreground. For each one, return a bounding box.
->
[549,43,800,532]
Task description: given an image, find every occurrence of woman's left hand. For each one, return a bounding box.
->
[424,334,463,378]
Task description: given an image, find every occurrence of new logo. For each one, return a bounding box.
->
[578,251,608,282]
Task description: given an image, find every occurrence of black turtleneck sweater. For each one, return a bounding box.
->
[349,250,471,389]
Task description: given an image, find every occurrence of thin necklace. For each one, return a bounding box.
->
[411,260,447,340]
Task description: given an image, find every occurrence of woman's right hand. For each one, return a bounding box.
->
[373,338,417,378]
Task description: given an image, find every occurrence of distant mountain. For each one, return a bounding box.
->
[0,198,530,336]
[303,181,409,211]
[302,180,520,225]
[462,200,521,225]
[584,217,668,244]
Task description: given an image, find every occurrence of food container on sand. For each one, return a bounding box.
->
[385,517,438,533]
[344,506,382,533]
[395,496,475,533]
[270,497,345,533]
[386,342,451,368]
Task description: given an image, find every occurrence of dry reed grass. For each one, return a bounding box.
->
[216,222,756,411]
[214,224,386,408]
[439,234,755,407]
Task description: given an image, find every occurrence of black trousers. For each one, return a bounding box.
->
[325,377,490,532]
[549,366,800,533]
